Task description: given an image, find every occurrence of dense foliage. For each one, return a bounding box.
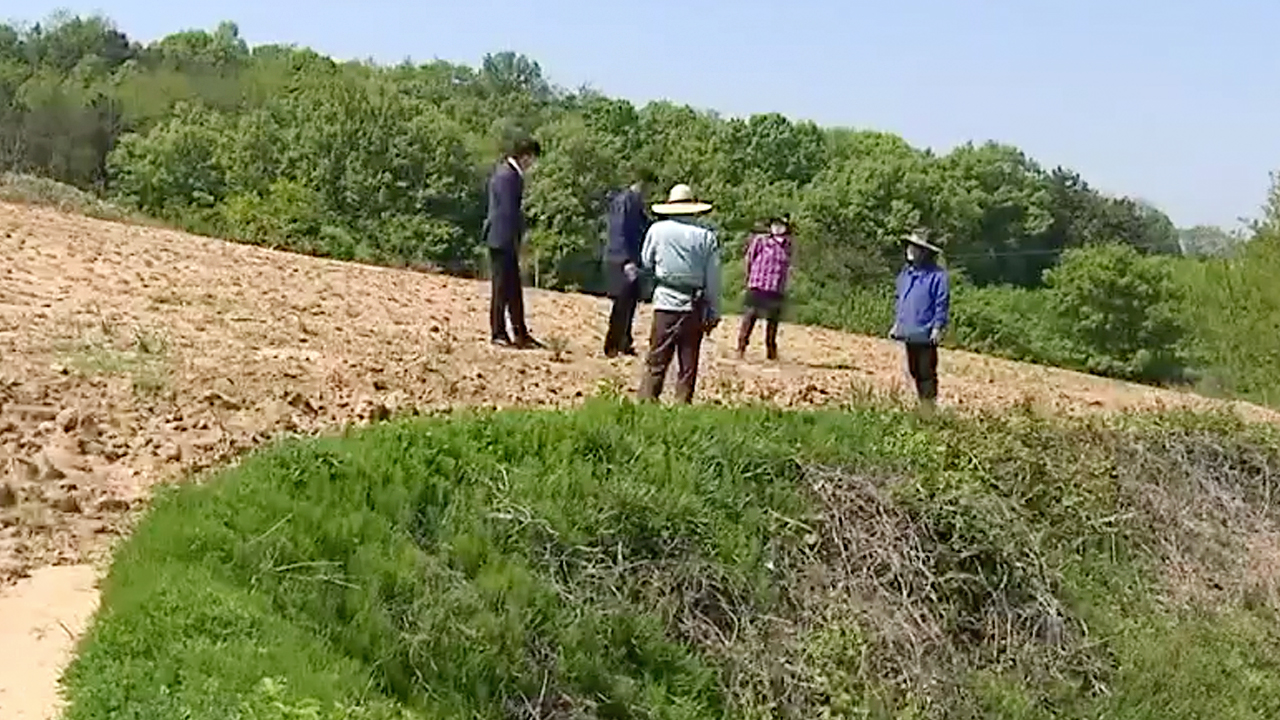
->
[0,14,1180,279]
[953,244,1188,382]
[64,400,1280,719]
[2,13,1277,404]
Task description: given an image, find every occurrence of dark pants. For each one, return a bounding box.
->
[639,308,705,404]
[905,342,939,400]
[737,289,783,359]
[603,259,640,355]
[489,247,528,341]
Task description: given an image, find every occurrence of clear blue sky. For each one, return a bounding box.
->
[13,1,1280,229]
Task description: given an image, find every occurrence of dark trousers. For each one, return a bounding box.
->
[603,259,640,355]
[737,289,783,359]
[737,312,779,359]
[905,342,939,400]
[639,308,705,404]
[489,247,528,341]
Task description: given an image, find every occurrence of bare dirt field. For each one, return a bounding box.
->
[1,201,1277,718]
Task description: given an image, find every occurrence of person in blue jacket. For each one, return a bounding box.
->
[890,231,950,409]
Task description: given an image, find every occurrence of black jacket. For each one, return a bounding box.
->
[482,160,524,251]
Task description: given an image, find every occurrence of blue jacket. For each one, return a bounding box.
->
[605,187,649,263]
[482,159,524,251]
[895,263,950,343]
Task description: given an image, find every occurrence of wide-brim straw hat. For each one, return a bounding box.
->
[651,183,712,215]
[904,232,943,254]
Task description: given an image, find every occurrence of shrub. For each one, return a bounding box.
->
[107,103,229,221]
[219,178,326,250]
[950,283,1065,364]
[1174,235,1280,407]
[1044,244,1187,382]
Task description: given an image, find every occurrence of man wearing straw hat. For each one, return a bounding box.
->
[890,230,950,411]
[637,184,721,403]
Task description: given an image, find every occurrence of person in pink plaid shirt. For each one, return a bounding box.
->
[736,215,793,360]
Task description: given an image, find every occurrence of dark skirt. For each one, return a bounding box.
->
[744,288,784,320]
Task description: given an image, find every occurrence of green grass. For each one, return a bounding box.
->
[59,322,171,400]
[61,400,1280,719]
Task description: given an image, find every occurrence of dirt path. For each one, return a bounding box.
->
[0,565,98,720]
[1,201,1276,718]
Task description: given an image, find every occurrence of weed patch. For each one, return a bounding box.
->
[62,402,1280,719]
[0,173,139,223]
[59,321,171,399]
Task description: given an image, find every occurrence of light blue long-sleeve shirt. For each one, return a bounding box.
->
[640,217,721,320]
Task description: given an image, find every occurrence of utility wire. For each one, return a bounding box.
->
[943,244,1177,260]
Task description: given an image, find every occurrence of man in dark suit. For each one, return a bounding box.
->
[602,167,656,357]
[483,137,542,348]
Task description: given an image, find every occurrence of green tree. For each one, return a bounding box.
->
[1045,243,1186,381]
[933,142,1054,286]
[1178,225,1242,257]
[21,13,134,74]
[107,102,228,222]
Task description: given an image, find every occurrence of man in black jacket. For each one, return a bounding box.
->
[602,168,656,356]
[483,137,542,348]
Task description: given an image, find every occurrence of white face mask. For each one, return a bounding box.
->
[770,223,787,236]
[906,246,920,263]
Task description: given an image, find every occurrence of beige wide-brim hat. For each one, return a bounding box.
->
[905,232,943,254]
[651,183,713,215]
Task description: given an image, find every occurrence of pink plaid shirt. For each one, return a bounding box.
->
[745,233,793,294]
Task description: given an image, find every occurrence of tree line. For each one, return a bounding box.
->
[2,14,1276,406]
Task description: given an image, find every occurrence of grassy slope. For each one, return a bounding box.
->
[61,398,1280,719]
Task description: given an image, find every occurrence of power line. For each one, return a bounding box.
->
[942,243,1177,260]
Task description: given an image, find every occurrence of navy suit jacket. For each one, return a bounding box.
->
[604,187,649,264]
[482,160,525,251]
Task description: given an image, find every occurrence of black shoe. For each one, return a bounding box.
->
[513,335,544,350]
[619,346,638,357]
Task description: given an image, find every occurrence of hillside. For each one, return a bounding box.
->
[7,14,1280,409]
[0,201,1276,584]
[53,391,1280,719]
[1,204,1279,718]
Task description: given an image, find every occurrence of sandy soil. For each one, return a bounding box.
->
[1,201,1276,719]
[0,566,98,720]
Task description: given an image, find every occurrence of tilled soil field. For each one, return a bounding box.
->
[1,201,1276,718]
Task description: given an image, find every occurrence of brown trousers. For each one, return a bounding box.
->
[638,308,706,403]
